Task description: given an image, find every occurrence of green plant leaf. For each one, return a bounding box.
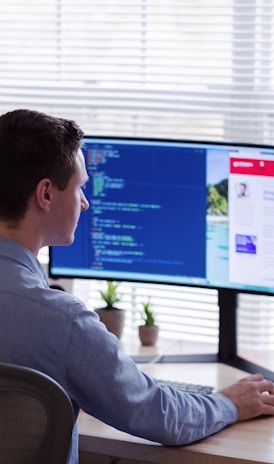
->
[141,299,155,326]
[99,281,121,308]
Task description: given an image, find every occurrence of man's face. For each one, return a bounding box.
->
[48,149,89,246]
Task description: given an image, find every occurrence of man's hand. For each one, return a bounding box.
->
[219,373,274,421]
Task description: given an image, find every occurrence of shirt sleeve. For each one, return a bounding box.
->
[64,304,238,446]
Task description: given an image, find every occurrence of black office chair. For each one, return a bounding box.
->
[0,362,74,464]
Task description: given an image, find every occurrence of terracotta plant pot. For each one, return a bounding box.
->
[138,325,159,346]
[95,307,125,339]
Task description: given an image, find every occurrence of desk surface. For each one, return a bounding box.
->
[78,361,274,464]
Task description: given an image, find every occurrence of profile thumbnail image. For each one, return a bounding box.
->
[236,181,250,198]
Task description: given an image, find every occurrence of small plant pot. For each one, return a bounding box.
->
[95,307,125,339]
[138,325,159,346]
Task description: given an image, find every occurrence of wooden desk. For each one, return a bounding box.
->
[78,362,274,464]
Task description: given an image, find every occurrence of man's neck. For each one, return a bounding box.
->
[0,222,40,256]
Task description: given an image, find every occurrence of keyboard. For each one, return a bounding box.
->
[155,379,214,395]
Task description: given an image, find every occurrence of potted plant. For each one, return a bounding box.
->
[95,281,125,339]
[138,299,159,346]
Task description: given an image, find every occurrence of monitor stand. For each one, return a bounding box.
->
[218,288,274,381]
[218,288,237,362]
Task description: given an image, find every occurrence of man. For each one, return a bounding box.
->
[0,109,273,464]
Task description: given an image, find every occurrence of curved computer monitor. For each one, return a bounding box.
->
[49,136,274,296]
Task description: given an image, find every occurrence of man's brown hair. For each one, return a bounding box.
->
[0,109,84,221]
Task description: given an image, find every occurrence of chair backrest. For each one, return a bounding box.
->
[0,362,74,464]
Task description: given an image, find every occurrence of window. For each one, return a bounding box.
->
[3,0,274,366]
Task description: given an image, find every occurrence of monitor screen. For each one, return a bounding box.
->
[49,136,274,295]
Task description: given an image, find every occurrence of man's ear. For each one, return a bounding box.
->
[35,178,54,212]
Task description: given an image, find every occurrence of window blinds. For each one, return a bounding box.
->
[1,1,274,143]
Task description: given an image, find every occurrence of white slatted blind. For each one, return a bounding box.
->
[3,1,274,359]
[1,1,274,143]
